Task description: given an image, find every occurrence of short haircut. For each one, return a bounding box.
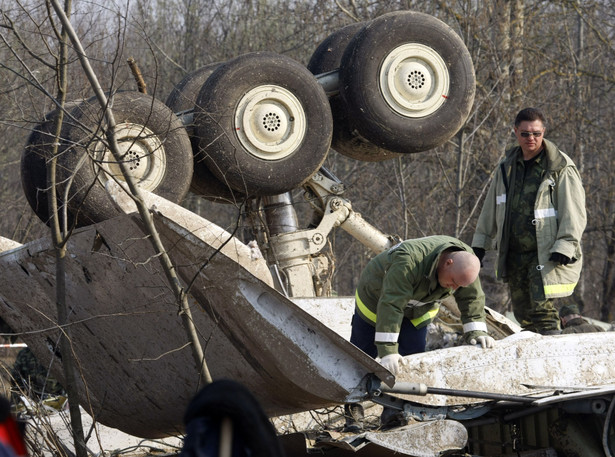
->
[514,107,547,128]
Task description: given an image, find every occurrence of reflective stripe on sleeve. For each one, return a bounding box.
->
[534,208,557,219]
[463,321,488,333]
[375,332,399,343]
[544,282,577,297]
[496,194,506,205]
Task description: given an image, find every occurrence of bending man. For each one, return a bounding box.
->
[346,235,494,430]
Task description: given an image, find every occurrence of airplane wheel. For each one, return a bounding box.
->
[307,22,365,76]
[22,92,193,227]
[194,52,332,197]
[166,63,245,203]
[165,63,222,113]
[308,22,402,162]
[339,11,476,153]
[21,111,62,225]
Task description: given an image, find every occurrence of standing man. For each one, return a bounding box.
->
[472,107,586,335]
[346,235,494,430]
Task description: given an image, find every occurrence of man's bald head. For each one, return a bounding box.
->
[437,250,481,290]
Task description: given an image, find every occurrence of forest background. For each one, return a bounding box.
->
[1,0,614,324]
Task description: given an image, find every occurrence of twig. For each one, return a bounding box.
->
[127,57,147,94]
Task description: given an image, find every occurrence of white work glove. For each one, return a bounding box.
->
[470,335,496,348]
[376,354,409,376]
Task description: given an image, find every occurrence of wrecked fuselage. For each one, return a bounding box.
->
[0,189,614,456]
[0,207,387,437]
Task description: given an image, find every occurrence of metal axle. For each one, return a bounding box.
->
[370,377,537,404]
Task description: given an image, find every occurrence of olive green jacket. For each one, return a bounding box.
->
[356,235,487,357]
[472,139,586,298]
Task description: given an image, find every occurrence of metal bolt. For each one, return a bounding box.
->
[312,233,324,244]
[330,199,342,211]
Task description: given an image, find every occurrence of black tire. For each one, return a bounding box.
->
[52,91,193,226]
[339,11,476,153]
[307,22,365,76]
[21,114,59,225]
[194,52,333,197]
[165,63,222,113]
[21,104,84,225]
[308,22,403,162]
[166,63,244,203]
[190,158,247,204]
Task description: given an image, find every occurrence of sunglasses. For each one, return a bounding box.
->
[519,131,543,138]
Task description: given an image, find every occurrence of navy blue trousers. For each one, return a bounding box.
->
[350,311,427,358]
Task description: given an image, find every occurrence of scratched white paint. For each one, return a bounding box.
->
[396,331,615,406]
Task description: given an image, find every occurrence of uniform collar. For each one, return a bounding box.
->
[516,148,545,165]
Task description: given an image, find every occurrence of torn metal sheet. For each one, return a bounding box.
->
[308,420,467,456]
[293,297,355,341]
[0,237,21,252]
[396,331,615,405]
[530,384,615,406]
[0,193,388,438]
[364,420,467,456]
[104,180,274,287]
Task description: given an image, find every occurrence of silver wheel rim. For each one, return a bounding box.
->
[235,85,306,160]
[94,123,166,190]
[379,43,450,118]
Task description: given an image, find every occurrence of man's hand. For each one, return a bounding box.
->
[463,330,495,348]
[377,354,409,376]
[470,335,495,348]
[549,252,571,266]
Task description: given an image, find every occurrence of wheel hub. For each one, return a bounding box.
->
[94,123,166,191]
[252,104,288,143]
[235,85,306,160]
[396,61,431,101]
[380,43,450,118]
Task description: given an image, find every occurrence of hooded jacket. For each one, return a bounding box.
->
[355,235,488,357]
[472,139,586,298]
